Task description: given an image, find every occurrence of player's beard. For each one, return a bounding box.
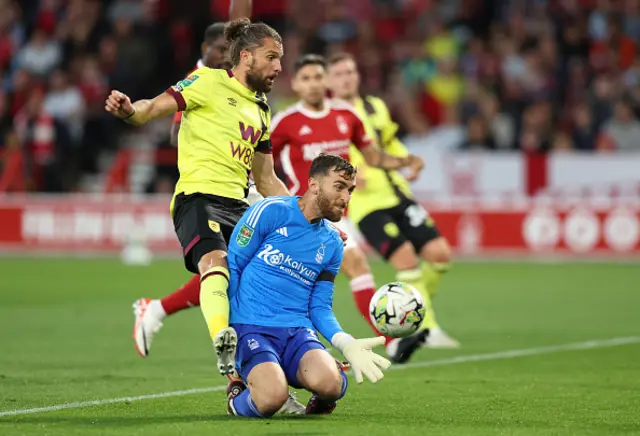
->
[317,189,344,222]
[246,62,272,94]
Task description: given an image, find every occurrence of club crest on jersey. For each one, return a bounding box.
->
[236,224,254,247]
[315,243,325,263]
[336,116,348,134]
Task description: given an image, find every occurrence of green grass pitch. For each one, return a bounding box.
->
[0,258,639,435]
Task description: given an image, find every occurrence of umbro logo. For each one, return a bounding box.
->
[275,227,288,237]
[299,125,312,136]
[228,98,237,107]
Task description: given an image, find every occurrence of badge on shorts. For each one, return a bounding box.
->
[208,220,220,233]
[384,222,400,237]
[236,224,254,247]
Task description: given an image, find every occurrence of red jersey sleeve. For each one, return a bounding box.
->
[172,111,183,124]
[350,113,372,150]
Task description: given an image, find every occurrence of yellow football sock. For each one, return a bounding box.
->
[199,266,230,341]
[422,262,451,298]
[396,268,438,330]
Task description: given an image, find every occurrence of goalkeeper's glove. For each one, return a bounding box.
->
[331,332,391,384]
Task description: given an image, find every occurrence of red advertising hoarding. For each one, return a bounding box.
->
[1,195,638,257]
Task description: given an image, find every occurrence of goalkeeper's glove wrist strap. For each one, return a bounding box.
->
[331,332,355,353]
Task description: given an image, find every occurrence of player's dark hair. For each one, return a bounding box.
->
[327,52,356,66]
[309,154,357,180]
[294,54,326,74]
[224,18,282,66]
[204,22,226,44]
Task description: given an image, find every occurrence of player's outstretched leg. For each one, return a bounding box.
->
[341,246,392,345]
[384,241,435,363]
[419,236,459,349]
[132,275,201,357]
[228,362,290,418]
[294,349,348,415]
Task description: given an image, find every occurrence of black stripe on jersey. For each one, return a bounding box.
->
[318,270,336,283]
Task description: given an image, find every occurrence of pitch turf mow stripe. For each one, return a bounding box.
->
[1,336,638,418]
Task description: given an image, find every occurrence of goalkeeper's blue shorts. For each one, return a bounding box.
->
[232,323,325,388]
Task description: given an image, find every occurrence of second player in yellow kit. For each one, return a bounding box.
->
[105,18,289,375]
[327,53,459,361]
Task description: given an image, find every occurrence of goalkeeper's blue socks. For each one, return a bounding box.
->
[231,388,264,418]
[338,370,348,399]
[306,370,348,415]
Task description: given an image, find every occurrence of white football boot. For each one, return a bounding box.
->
[423,327,460,349]
[132,298,166,357]
[226,368,306,414]
[278,392,307,415]
[213,327,238,375]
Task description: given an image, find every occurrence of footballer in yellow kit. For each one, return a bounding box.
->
[327,53,459,361]
[105,19,290,375]
[167,67,272,268]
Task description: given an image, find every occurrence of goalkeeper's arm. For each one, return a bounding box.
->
[309,273,391,384]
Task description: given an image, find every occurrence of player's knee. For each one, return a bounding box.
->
[421,237,452,264]
[306,365,343,401]
[251,382,289,417]
[197,250,228,275]
[341,248,370,279]
[388,241,420,271]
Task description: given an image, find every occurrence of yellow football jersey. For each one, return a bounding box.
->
[348,96,413,224]
[166,68,272,211]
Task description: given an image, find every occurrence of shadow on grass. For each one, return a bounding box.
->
[0,413,328,428]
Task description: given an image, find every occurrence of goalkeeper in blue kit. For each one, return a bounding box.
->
[225,154,391,417]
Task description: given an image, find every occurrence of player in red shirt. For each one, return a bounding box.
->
[270,54,424,352]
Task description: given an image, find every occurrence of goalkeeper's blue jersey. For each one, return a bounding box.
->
[227,196,345,341]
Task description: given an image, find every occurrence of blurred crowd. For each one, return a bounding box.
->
[0,0,639,192]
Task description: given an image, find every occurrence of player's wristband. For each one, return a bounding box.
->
[123,107,136,122]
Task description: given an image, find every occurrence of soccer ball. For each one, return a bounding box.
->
[369,282,426,338]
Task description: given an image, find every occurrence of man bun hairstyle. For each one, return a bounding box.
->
[224,18,282,66]
[309,153,357,180]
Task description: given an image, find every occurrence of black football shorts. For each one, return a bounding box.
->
[172,193,248,273]
[357,199,441,260]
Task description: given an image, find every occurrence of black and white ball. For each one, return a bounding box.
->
[369,282,426,338]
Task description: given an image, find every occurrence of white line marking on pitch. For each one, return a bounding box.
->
[1,336,638,418]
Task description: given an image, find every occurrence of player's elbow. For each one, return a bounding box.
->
[362,147,382,168]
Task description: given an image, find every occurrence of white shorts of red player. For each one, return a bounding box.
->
[332,217,359,251]
[247,184,263,206]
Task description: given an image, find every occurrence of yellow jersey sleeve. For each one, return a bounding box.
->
[369,97,409,158]
[166,67,214,111]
